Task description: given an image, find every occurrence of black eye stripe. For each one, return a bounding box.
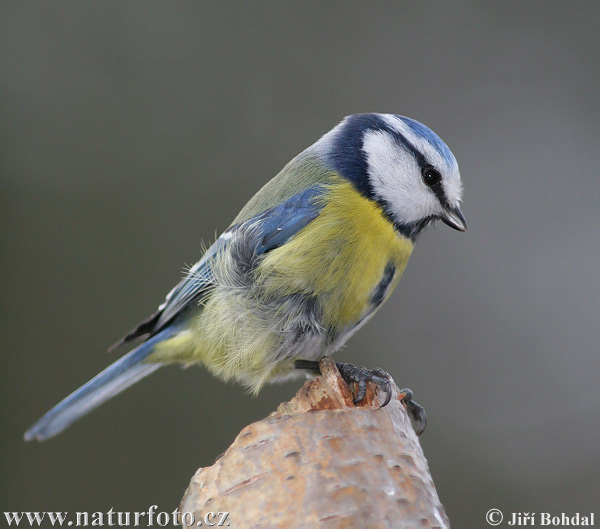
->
[420,165,449,208]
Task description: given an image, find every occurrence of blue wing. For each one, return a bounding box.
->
[110,185,325,348]
[27,185,327,441]
[251,184,323,254]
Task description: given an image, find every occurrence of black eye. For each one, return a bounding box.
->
[421,166,442,187]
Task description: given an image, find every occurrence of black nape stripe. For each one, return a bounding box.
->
[327,114,382,200]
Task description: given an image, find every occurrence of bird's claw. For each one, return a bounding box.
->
[295,359,426,435]
[336,363,392,407]
[399,388,427,436]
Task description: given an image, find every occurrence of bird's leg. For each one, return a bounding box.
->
[294,359,427,435]
[293,359,321,373]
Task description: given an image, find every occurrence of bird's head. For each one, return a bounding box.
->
[317,113,466,240]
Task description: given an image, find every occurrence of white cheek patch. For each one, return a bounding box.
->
[382,114,462,204]
[362,130,440,225]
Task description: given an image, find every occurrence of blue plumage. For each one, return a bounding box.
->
[24,113,466,441]
[24,326,181,441]
[248,185,324,254]
[401,117,456,167]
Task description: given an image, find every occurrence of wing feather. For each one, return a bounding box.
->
[110,184,326,349]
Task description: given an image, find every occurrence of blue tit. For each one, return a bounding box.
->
[25,113,466,441]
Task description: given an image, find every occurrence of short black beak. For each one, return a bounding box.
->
[441,205,468,232]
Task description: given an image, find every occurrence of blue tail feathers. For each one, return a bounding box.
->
[24,326,178,442]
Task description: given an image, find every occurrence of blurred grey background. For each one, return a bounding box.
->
[2,2,599,526]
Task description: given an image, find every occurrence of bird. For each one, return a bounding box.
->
[24,113,466,442]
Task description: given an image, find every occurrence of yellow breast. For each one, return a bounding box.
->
[255,178,414,329]
[150,177,415,391]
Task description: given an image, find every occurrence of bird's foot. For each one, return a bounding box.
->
[294,359,427,435]
[397,387,427,436]
[335,362,393,407]
[295,359,392,407]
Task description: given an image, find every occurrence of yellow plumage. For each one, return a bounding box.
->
[150,177,414,391]
[258,178,413,326]
[24,113,465,442]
